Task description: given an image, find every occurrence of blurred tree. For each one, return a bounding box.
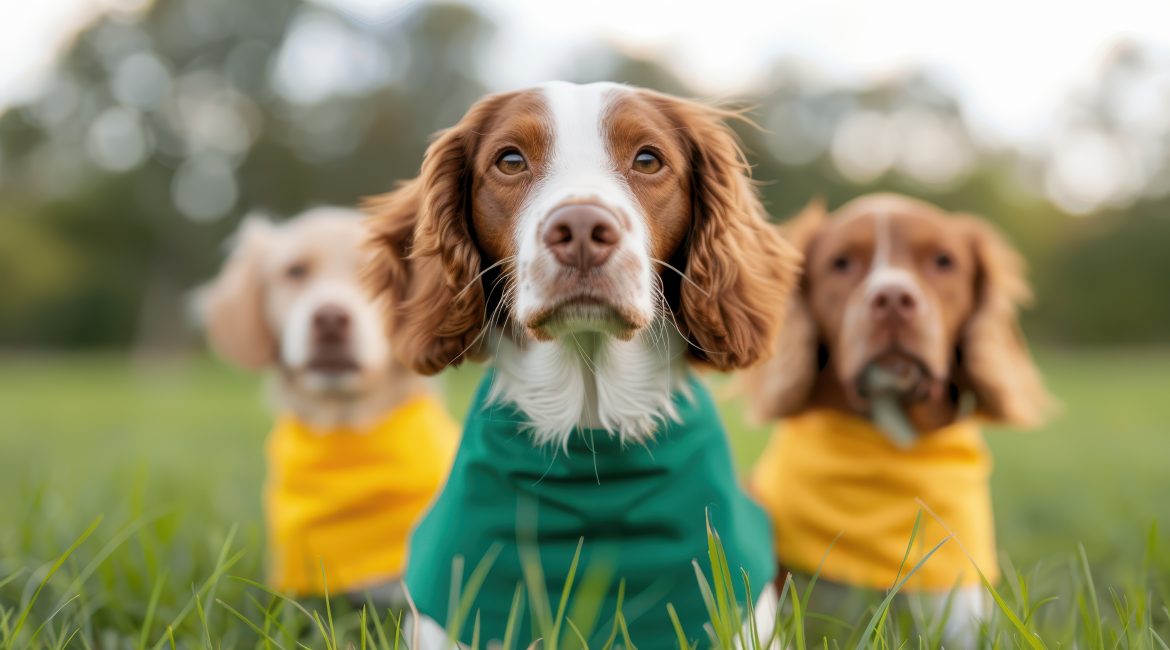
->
[0,3,1166,349]
[1028,42,1170,343]
[0,0,491,350]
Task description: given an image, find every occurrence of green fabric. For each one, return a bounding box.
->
[405,369,774,647]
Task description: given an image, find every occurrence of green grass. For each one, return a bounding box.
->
[1,350,1169,647]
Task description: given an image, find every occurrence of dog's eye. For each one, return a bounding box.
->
[934,252,954,271]
[285,262,310,280]
[495,150,527,175]
[831,255,852,273]
[632,149,663,174]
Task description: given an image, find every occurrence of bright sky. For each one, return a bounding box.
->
[4,0,1169,147]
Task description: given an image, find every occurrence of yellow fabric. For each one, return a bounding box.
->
[265,395,459,595]
[749,410,998,591]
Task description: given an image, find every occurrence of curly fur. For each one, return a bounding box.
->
[657,98,801,371]
[364,96,515,375]
[747,196,1054,429]
[957,216,1056,427]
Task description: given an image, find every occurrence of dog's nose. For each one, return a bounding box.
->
[869,280,919,323]
[542,204,621,271]
[312,304,350,342]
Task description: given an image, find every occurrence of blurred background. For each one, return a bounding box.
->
[4,0,1170,349]
[2,0,1169,638]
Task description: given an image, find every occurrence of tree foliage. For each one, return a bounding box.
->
[1,0,1167,348]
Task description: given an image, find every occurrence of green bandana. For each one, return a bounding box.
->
[405,369,774,647]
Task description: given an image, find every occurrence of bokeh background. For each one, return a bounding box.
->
[2,0,1169,644]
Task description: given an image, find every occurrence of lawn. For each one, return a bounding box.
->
[1,350,1168,647]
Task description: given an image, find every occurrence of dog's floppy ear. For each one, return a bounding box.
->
[956,216,1055,428]
[199,216,277,370]
[365,95,508,375]
[364,180,424,309]
[663,98,801,371]
[747,198,826,420]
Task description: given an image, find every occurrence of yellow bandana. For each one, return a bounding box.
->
[749,410,998,591]
[265,395,459,595]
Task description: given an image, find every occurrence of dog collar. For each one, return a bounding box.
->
[265,395,459,595]
[750,409,996,591]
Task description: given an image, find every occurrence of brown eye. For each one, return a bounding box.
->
[831,255,852,273]
[495,150,527,175]
[285,261,310,280]
[934,252,954,271]
[632,149,662,174]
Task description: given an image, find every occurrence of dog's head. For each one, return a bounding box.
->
[750,194,1054,432]
[366,82,799,374]
[199,208,391,395]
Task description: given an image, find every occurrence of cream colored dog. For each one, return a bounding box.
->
[199,206,457,600]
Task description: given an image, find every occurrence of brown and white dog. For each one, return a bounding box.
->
[200,207,457,601]
[365,82,799,646]
[748,194,1054,643]
[367,82,799,443]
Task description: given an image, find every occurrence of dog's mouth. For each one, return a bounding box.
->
[306,348,361,375]
[526,296,644,341]
[856,352,931,398]
[854,352,937,448]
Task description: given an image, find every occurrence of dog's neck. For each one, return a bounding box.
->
[269,369,432,431]
[487,318,690,448]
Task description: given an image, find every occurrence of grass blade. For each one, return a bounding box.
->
[8,516,101,647]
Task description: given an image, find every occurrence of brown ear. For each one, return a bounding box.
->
[957,216,1055,428]
[364,180,424,308]
[199,216,277,370]
[668,100,801,371]
[364,99,502,375]
[746,198,826,420]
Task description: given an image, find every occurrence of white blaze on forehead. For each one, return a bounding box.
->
[539,81,627,195]
[863,212,926,307]
[524,81,647,222]
[873,212,892,270]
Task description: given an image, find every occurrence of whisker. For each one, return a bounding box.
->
[453,256,516,302]
[649,285,670,356]
[443,269,516,366]
[657,283,721,359]
[570,332,599,375]
[492,284,519,361]
[650,257,710,298]
[647,258,722,358]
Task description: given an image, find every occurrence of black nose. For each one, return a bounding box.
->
[542,204,621,271]
[869,284,919,323]
[312,304,350,343]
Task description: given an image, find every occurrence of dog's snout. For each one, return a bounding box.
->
[869,280,919,323]
[542,204,621,271]
[312,304,351,342]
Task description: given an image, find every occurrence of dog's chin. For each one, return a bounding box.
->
[301,370,364,394]
[525,298,648,342]
[294,356,367,395]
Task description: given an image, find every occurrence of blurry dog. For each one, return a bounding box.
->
[199,206,457,601]
[747,194,1054,643]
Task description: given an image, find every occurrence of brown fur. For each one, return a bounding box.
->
[650,94,801,370]
[955,215,1053,427]
[749,194,1054,429]
[364,93,529,375]
[365,87,799,375]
